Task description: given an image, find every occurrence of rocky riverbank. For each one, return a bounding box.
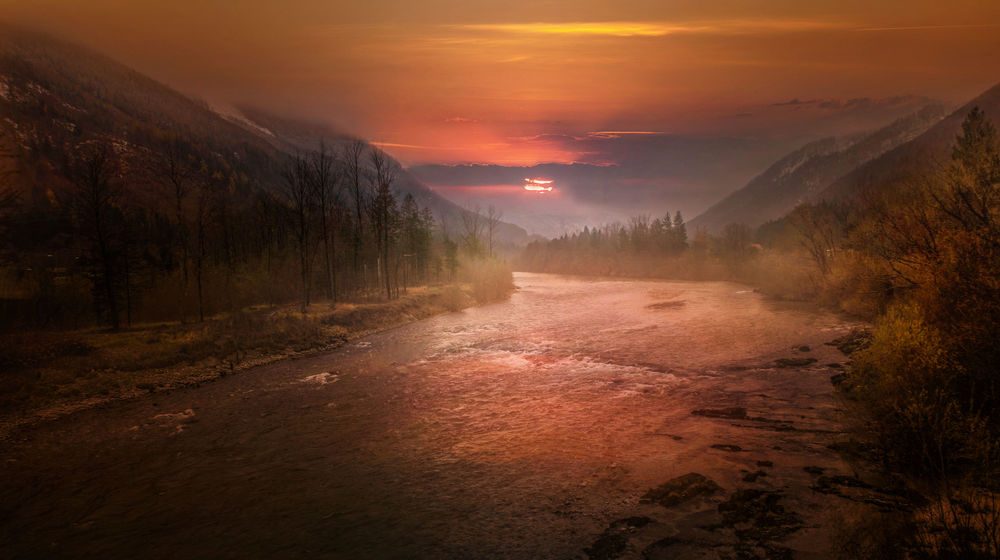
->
[581,329,915,560]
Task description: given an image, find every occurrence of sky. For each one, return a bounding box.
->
[2,0,999,232]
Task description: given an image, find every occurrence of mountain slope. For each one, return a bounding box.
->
[814,81,1000,202]
[225,107,528,243]
[689,105,946,232]
[0,25,526,244]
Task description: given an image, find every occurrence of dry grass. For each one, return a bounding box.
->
[0,280,514,431]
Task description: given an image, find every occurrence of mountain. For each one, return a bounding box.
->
[688,105,947,233]
[0,25,527,244]
[814,82,1000,203]
[223,107,529,244]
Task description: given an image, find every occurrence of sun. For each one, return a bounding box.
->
[523,178,554,193]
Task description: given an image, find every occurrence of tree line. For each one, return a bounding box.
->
[0,131,475,331]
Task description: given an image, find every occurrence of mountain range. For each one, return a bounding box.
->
[2,23,997,245]
[690,82,1000,232]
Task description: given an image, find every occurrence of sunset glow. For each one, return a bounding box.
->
[2,0,997,169]
[523,178,554,192]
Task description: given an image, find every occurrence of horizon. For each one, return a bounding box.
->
[1,2,999,232]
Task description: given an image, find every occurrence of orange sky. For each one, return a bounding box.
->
[2,0,999,165]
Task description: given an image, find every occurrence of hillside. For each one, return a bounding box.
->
[225,107,528,244]
[815,81,1000,202]
[0,25,526,244]
[689,105,946,232]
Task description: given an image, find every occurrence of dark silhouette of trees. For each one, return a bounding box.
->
[283,154,314,313]
[310,141,341,301]
[343,139,368,287]
[368,147,399,299]
[4,131,456,331]
[68,145,124,330]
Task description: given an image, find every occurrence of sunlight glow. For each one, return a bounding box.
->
[524,178,555,192]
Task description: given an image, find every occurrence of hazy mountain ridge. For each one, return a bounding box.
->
[689,104,947,232]
[0,25,527,244]
[815,81,1000,203]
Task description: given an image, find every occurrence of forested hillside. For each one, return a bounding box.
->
[0,26,518,331]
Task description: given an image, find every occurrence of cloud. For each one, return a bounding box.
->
[455,19,856,38]
[772,98,819,106]
[456,22,709,37]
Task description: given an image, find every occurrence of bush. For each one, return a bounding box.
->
[849,303,992,476]
[440,285,470,312]
[461,258,515,304]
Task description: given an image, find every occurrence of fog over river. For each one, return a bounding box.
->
[1,273,869,559]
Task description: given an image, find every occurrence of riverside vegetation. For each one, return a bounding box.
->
[518,109,1000,559]
[0,128,515,429]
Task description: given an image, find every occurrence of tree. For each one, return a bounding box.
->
[310,141,342,301]
[282,154,313,313]
[368,147,399,299]
[952,106,1000,188]
[69,145,124,330]
[342,139,368,286]
[485,204,503,257]
[156,132,196,322]
[720,222,752,268]
[788,203,845,277]
[672,211,688,253]
[461,204,485,257]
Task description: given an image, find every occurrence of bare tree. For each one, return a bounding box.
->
[460,204,484,258]
[368,147,398,299]
[283,154,313,313]
[788,203,844,277]
[310,141,342,301]
[157,133,196,322]
[70,145,123,330]
[485,204,503,257]
[342,139,368,286]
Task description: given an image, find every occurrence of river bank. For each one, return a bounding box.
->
[0,283,505,439]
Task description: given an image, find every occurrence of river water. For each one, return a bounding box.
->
[0,273,860,559]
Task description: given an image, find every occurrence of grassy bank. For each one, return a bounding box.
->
[0,273,513,435]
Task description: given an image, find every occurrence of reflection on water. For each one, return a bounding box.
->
[0,273,854,559]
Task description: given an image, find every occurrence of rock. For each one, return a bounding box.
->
[743,470,768,482]
[825,329,872,355]
[772,357,818,368]
[830,373,848,386]
[717,489,802,544]
[640,473,721,508]
[796,345,810,352]
[711,444,743,452]
[802,466,825,476]
[812,475,873,494]
[584,516,653,560]
[692,407,747,420]
[756,460,773,468]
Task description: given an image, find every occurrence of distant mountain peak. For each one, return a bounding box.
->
[688,105,948,233]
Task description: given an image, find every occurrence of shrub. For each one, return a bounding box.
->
[461,258,515,304]
[440,285,470,312]
[849,303,991,476]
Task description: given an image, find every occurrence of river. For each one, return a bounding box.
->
[0,273,866,559]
